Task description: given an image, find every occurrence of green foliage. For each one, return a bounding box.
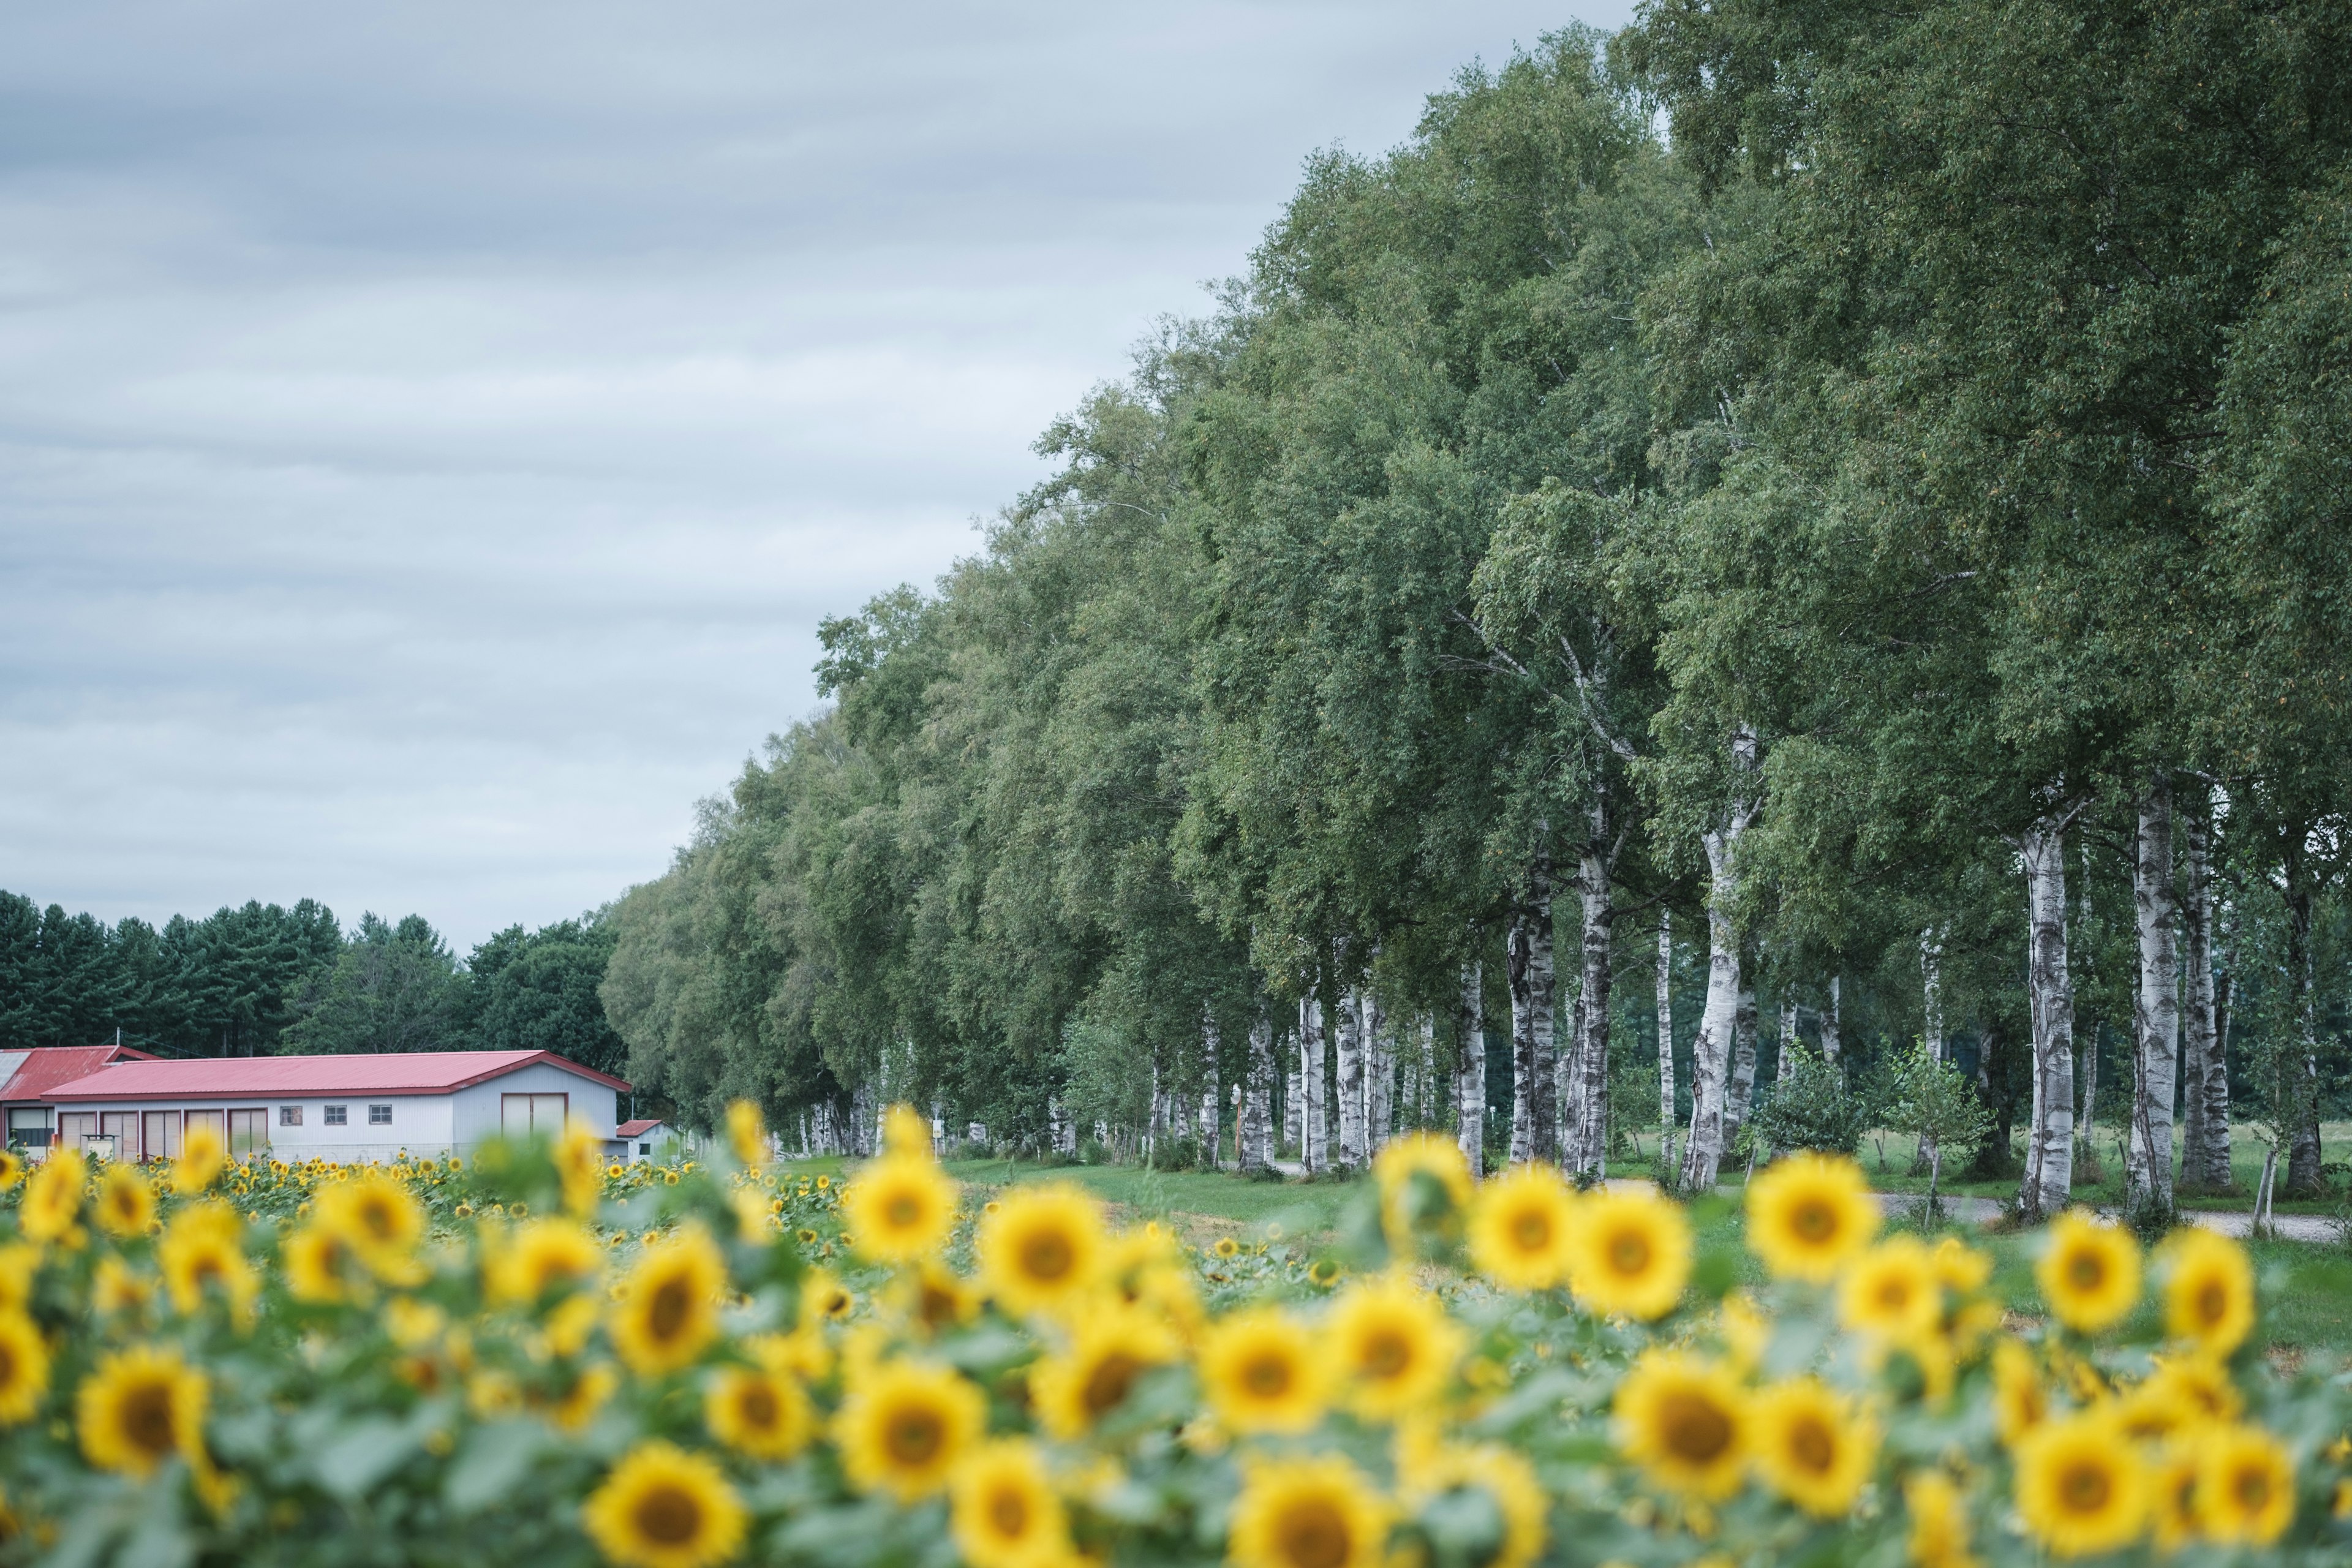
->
[1743,1044,1868,1158]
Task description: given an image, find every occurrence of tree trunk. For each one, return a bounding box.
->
[1678,737,1758,1194]
[1565,831,1615,1176]
[1507,858,1558,1164]
[1417,1015,1436,1130]
[1656,916,1677,1172]
[2128,774,2179,1217]
[1245,1014,1275,1169]
[1283,1063,1302,1158]
[1457,962,1485,1177]
[1776,997,1798,1084]
[1200,1011,1221,1170]
[2283,880,2324,1196]
[2075,836,2098,1169]
[1366,992,1393,1151]
[2019,810,2081,1221]
[1821,976,1841,1063]
[1299,997,1329,1175]
[1921,928,1945,1062]
[1726,960,1758,1146]
[1336,986,1365,1168]
[2180,821,2233,1189]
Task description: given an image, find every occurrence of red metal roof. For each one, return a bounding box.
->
[43,1049,628,1103]
[615,1118,664,1138]
[0,1045,156,1102]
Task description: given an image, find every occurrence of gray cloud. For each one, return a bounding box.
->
[0,0,1630,948]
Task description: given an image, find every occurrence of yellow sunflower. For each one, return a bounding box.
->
[1748,1378,1876,1518]
[2036,1210,2141,1335]
[549,1363,621,1433]
[2149,1442,2202,1553]
[1990,1340,2050,1446]
[2161,1228,2255,1355]
[172,1122,227,1196]
[801,1268,856,1329]
[1228,1453,1392,1568]
[2195,1423,2295,1546]
[490,1218,606,1307]
[1929,1235,1992,1295]
[1398,1442,1546,1568]
[1214,1237,1240,1259]
[704,1366,814,1460]
[1371,1132,1474,1256]
[582,1441,748,1568]
[950,1438,1072,1568]
[726,1100,767,1169]
[1567,1186,1692,1321]
[1327,1275,1464,1421]
[282,1223,362,1304]
[1198,1306,1332,1435]
[1744,1152,1879,1283]
[559,1123,606,1218]
[94,1163,155,1238]
[1902,1471,1980,1568]
[0,1311,51,1424]
[1837,1235,1942,1341]
[975,1184,1106,1317]
[883,1102,934,1157]
[835,1358,986,1501]
[1466,1164,1578,1291]
[2013,1412,2148,1558]
[840,1153,959,1264]
[1613,1351,1749,1499]
[77,1345,209,1479]
[0,1150,21,1189]
[894,1261,978,1337]
[2149,1352,2242,1425]
[20,1150,85,1243]
[314,1173,427,1281]
[1031,1307,1181,1439]
[609,1229,728,1376]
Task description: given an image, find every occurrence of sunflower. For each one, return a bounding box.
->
[841,1154,959,1264]
[1990,1340,2050,1446]
[1929,1235,1992,1295]
[1198,1307,1332,1435]
[94,1257,153,1315]
[77,1345,208,1479]
[835,1358,986,1501]
[883,1103,935,1157]
[1744,1152,1879,1283]
[1567,1186,1692,1321]
[20,1150,85,1243]
[1466,1164,1578,1291]
[1032,1308,1181,1439]
[1902,1471,1980,1568]
[2161,1229,2255,1355]
[1613,1351,1749,1499]
[2013,1412,2148,1558]
[0,1150,21,1189]
[950,1438,1072,1568]
[95,1164,154,1238]
[609,1229,728,1376]
[1327,1275,1463,1420]
[314,1173,427,1281]
[1747,1378,1875,1517]
[2036,1211,2141,1335]
[2195,1423,2295,1545]
[582,1441,748,1568]
[550,1363,621,1433]
[1228,1453,1392,1568]
[2149,1442,2202,1553]
[559,1123,606,1218]
[895,1262,977,1336]
[2149,1352,2242,1425]
[801,1269,856,1329]
[976,1185,1106,1317]
[726,1101,767,1169]
[1371,1132,1474,1256]
[0,1312,51,1424]
[704,1366,814,1460]
[170,1123,226,1196]
[283,1223,361,1303]
[1834,1235,1942,1343]
[1213,1237,1240,1259]
[1398,1442,1546,1568]
[490,1219,606,1307]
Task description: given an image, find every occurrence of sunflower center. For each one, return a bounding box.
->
[738,1384,780,1430]
[648,1278,693,1340]
[1874,1279,1913,1311]
[1084,1352,1143,1415]
[1019,1231,1075,1283]
[1275,1498,1352,1568]
[1789,1416,1835,1474]
[2196,1280,2228,1326]
[2233,1466,2270,1510]
[921,1284,959,1327]
[2066,1253,2105,1291]
[1361,1331,1411,1378]
[1610,1229,1652,1276]
[1791,1200,1835,1242]
[1242,1352,1294,1399]
[0,1343,16,1389]
[360,1200,396,1240]
[989,1486,1031,1537]
[2059,1460,2111,1513]
[887,1408,944,1464]
[887,1195,922,1227]
[634,1483,704,1545]
[120,1382,177,1458]
[1659,1391,1733,1464]
[1510,1210,1552,1251]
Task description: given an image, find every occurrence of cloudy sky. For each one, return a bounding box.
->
[0,0,1629,950]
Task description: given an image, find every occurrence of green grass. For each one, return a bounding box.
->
[1839,1122,2352,1214]
[939,1158,1361,1238]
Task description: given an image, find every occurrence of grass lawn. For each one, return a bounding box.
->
[1849,1121,2352,1213]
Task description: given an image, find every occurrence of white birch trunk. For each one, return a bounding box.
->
[1921,928,1945,1063]
[2129,774,2179,1215]
[1678,736,1758,1194]
[2019,812,2081,1221]
[1777,997,1798,1084]
[1566,828,1615,1176]
[1245,1014,1276,1169]
[2180,801,2230,1189]
[1284,1064,1302,1161]
[1417,1014,1436,1130]
[1656,917,1676,1170]
[1458,961,1485,1177]
[1506,858,1559,1164]
[1336,987,1365,1167]
[1366,993,1393,1149]
[1820,977,1841,1063]
[2285,883,2323,1195]
[1726,963,1758,1145]
[1300,997,1329,1174]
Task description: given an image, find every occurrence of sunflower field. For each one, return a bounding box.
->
[0,1107,2345,1568]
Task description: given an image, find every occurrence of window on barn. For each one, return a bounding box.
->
[323,1105,347,1126]
[369,1105,393,1125]
[279,1106,302,1127]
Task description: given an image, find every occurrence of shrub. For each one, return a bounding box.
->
[1743,1042,1871,1157]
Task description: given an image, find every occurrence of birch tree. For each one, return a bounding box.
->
[2127,773,2180,1218]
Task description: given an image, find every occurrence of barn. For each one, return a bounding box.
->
[42,1049,629,1165]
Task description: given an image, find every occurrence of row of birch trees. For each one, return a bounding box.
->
[601,0,2352,1221]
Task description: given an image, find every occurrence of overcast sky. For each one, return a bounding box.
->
[0,0,1630,951]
